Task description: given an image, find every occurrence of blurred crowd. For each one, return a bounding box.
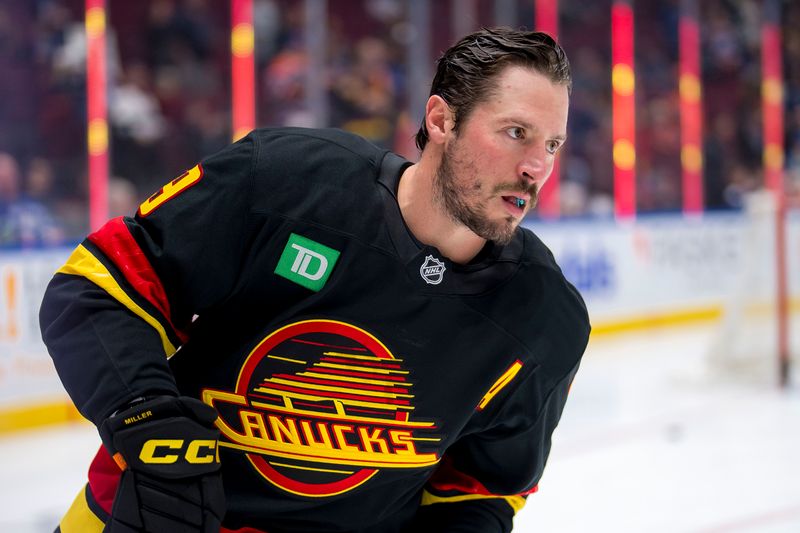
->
[560,0,800,215]
[1,0,799,246]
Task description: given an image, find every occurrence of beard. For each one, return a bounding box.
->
[433,141,539,246]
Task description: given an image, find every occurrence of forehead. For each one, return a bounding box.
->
[473,66,569,130]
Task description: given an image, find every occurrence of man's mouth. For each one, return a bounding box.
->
[501,195,529,215]
[501,195,528,208]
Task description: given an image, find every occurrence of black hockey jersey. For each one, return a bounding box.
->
[40,127,590,533]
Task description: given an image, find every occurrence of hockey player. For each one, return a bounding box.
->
[41,27,589,532]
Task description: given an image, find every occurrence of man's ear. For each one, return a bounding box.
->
[424,95,454,146]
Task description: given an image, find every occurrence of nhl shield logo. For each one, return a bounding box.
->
[419,255,446,285]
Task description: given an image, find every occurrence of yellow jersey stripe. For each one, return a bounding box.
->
[477,360,523,411]
[251,388,414,411]
[267,354,307,364]
[322,351,404,363]
[299,371,411,387]
[315,362,409,375]
[59,487,105,533]
[265,377,414,399]
[420,489,527,514]
[57,244,177,357]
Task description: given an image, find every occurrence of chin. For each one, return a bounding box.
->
[479,220,517,245]
[492,230,516,246]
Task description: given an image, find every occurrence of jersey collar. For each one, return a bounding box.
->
[377,151,524,295]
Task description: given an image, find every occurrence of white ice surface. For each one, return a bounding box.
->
[516,325,800,533]
[1,324,798,532]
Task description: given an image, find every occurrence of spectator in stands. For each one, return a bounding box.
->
[15,0,800,220]
[25,157,62,211]
[262,45,310,127]
[0,152,63,247]
[110,62,166,192]
[330,36,401,148]
[107,177,140,219]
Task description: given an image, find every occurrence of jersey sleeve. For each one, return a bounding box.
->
[411,364,579,532]
[412,265,589,532]
[39,133,257,426]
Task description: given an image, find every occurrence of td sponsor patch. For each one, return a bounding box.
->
[275,234,340,292]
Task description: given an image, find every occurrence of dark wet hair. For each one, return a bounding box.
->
[415,27,571,151]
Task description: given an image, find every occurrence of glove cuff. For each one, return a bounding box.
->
[99,396,221,477]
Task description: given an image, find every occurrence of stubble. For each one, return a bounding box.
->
[433,141,537,245]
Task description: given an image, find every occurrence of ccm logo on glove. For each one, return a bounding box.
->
[99,396,226,532]
[139,438,219,464]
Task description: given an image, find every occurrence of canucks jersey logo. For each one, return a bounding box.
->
[419,255,446,285]
[202,320,441,497]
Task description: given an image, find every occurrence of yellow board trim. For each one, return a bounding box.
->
[57,244,177,356]
[4,302,799,435]
[59,487,105,533]
[420,489,527,514]
[592,298,800,336]
[0,401,86,434]
[591,306,723,336]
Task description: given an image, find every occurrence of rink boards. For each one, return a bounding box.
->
[1,210,798,432]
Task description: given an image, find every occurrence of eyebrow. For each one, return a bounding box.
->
[506,119,567,141]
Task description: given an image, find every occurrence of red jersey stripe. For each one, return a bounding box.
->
[290,338,369,352]
[428,455,539,497]
[319,357,403,369]
[87,446,121,515]
[88,217,188,343]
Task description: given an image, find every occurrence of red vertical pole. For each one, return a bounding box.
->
[679,0,703,215]
[761,0,789,387]
[85,0,108,230]
[611,0,636,220]
[535,0,558,40]
[231,0,255,142]
[535,0,560,218]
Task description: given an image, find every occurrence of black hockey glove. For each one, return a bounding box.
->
[98,396,225,533]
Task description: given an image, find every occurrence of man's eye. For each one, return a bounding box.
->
[546,140,561,154]
[506,127,524,139]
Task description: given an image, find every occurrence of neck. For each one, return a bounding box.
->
[397,155,486,265]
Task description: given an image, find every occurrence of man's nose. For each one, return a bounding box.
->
[518,147,549,187]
